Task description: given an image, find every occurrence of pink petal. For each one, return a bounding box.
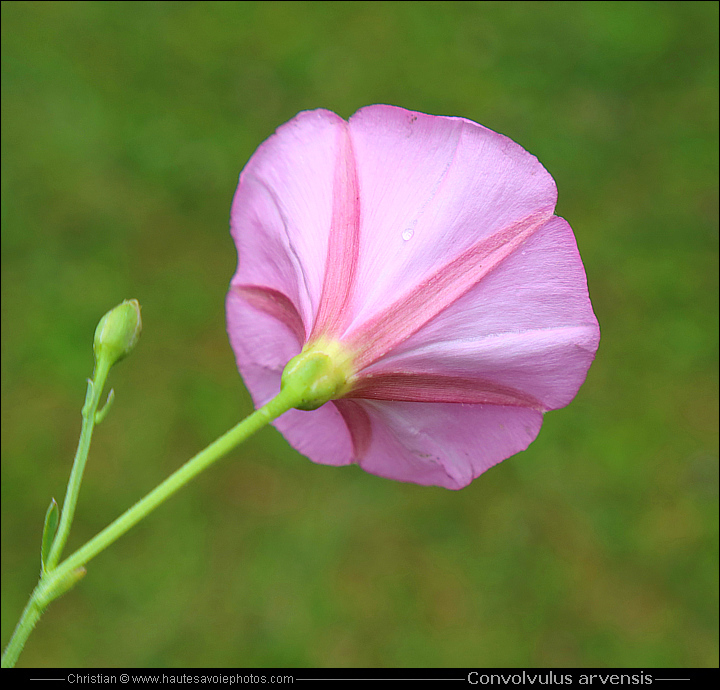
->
[230,285,306,348]
[273,404,355,468]
[363,216,600,410]
[342,105,557,337]
[226,288,302,408]
[229,109,349,337]
[346,371,544,409]
[353,400,543,489]
[345,207,551,370]
[334,399,373,459]
[310,120,361,340]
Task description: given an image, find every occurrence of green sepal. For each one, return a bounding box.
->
[281,339,355,410]
[41,499,59,575]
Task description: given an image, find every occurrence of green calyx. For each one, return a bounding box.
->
[281,340,355,411]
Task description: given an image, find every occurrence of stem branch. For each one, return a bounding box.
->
[2,384,302,668]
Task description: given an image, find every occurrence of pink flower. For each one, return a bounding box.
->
[226,105,600,489]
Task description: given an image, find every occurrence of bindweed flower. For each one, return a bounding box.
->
[226,105,599,489]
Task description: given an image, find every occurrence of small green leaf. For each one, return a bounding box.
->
[41,499,59,574]
[95,388,115,424]
[81,379,94,416]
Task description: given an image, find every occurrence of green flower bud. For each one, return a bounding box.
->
[93,299,142,368]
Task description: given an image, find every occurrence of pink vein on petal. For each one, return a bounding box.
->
[347,372,546,410]
[334,399,372,460]
[231,284,306,346]
[345,207,554,370]
[310,121,361,340]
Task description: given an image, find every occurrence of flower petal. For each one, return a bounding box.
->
[310,120,361,340]
[226,287,302,408]
[229,109,349,336]
[343,105,557,338]
[230,285,306,348]
[273,404,355,468]
[354,400,543,490]
[363,216,600,410]
[345,207,550,370]
[346,371,544,409]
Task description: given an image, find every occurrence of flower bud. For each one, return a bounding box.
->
[93,299,142,368]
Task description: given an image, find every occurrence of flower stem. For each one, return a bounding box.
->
[45,358,110,572]
[1,383,304,668]
[1,594,44,669]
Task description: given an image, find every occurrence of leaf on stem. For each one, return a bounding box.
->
[95,388,115,424]
[41,499,59,575]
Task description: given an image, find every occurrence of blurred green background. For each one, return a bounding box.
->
[2,1,717,668]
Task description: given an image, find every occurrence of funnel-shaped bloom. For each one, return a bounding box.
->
[226,105,599,489]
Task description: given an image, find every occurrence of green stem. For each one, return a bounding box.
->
[1,590,44,669]
[45,358,110,571]
[1,383,304,668]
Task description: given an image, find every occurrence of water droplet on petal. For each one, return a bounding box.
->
[402,228,414,241]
